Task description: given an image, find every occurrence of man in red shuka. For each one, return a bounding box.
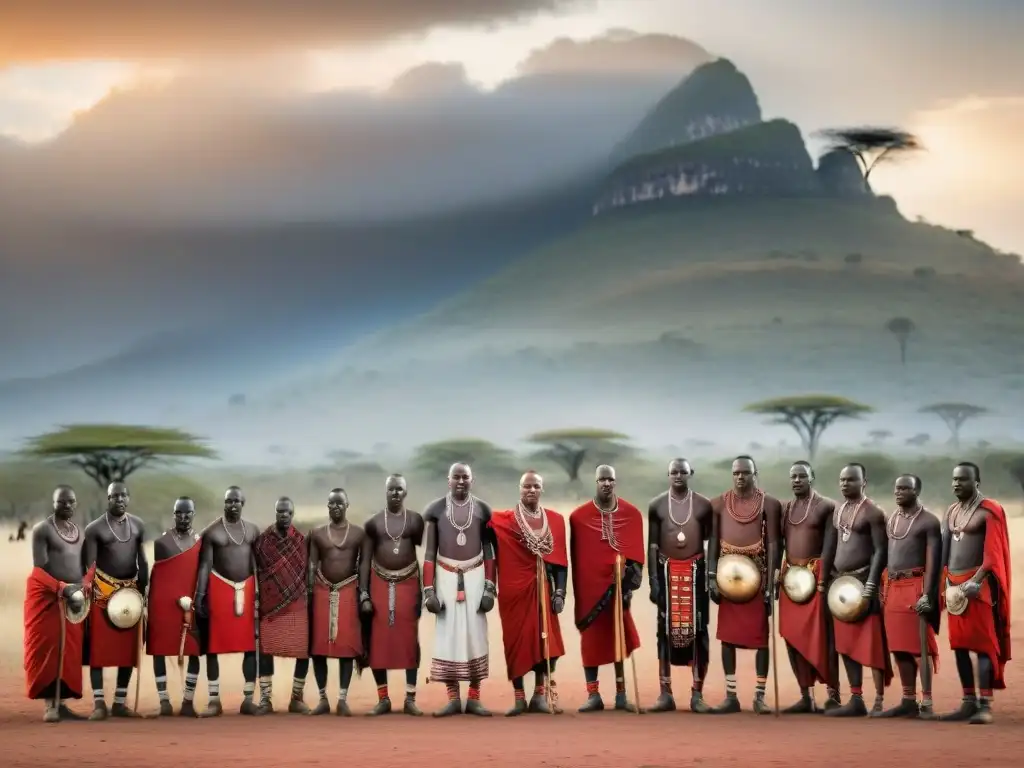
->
[570,465,644,712]
[490,471,568,716]
[874,475,941,719]
[24,486,93,722]
[939,462,1012,725]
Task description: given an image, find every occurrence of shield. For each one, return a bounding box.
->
[827,575,868,623]
[945,583,969,616]
[782,564,817,605]
[716,553,762,604]
[64,590,90,625]
[106,587,144,629]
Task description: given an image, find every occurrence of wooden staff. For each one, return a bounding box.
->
[133,611,145,713]
[769,565,780,717]
[614,554,642,714]
[54,594,67,715]
[537,556,555,714]
[919,614,932,700]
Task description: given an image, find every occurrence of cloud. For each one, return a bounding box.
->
[517,28,710,75]
[0,1,583,66]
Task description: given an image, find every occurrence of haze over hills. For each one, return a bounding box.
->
[2,49,1021,465]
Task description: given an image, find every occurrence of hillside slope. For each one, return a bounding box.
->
[235,199,1024,455]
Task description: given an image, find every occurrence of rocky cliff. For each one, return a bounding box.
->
[610,58,762,164]
[594,119,817,213]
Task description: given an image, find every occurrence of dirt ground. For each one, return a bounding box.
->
[2,516,1024,766]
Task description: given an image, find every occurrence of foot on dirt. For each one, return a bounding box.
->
[58,704,86,720]
[310,698,331,716]
[88,703,108,721]
[179,701,197,718]
[871,698,918,718]
[43,705,60,723]
[825,696,868,717]
[288,698,310,714]
[820,695,841,713]
[365,698,391,716]
[711,695,741,714]
[614,694,638,713]
[939,698,979,722]
[505,699,528,717]
[690,693,712,713]
[335,701,353,717]
[239,699,263,716]
[647,693,676,713]
[159,700,174,716]
[527,694,551,714]
[918,703,937,720]
[258,700,275,715]
[752,695,772,715]
[782,695,814,714]
[969,705,994,725]
[110,703,144,718]
[434,699,463,717]
[200,700,223,718]
[577,694,605,713]
[465,700,492,717]
[403,698,424,716]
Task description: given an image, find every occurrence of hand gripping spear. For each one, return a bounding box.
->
[614,554,642,714]
[537,557,555,714]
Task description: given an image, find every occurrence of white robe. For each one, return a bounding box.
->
[429,554,489,682]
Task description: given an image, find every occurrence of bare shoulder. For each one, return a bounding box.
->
[83,517,105,536]
[865,501,887,521]
[921,509,942,531]
[422,498,445,521]
[128,514,147,534]
[200,519,222,540]
[763,494,784,513]
[349,523,366,541]
[409,510,425,529]
[476,498,493,518]
[31,519,52,539]
[818,496,837,514]
[648,490,668,511]
[709,494,725,513]
[244,520,261,542]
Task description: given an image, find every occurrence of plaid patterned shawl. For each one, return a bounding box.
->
[254,525,308,618]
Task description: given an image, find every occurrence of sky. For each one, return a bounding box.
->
[1,0,1022,254]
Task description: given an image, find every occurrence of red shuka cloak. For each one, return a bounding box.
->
[570,499,646,668]
[146,542,201,658]
[490,508,569,680]
[24,566,93,700]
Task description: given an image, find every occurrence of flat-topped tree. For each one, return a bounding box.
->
[22,424,217,521]
[886,317,916,365]
[525,428,631,484]
[815,126,923,192]
[744,395,873,461]
[919,403,988,450]
[413,438,518,478]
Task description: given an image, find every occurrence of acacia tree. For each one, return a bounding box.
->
[886,317,916,365]
[919,403,988,450]
[525,428,631,485]
[743,395,873,461]
[867,429,893,447]
[22,424,217,521]
[412,438,518,479]
[815,127,923,191]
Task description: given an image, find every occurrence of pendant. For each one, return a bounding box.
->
[456,531,467,546]
[952,531,963,542]
[841,528,851,542]
[393,545,400,554]
[676,531,686,543]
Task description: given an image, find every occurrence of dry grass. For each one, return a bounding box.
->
[2,503,1022,712]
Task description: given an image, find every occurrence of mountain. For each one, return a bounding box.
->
[595,119,818,213]
[610,59,762,164]
[817,148,870,197]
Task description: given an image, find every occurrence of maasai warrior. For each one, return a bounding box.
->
[195,486,261,716]
[875,474,941,718]
[825,463,893,717]
[360,473,426,716]
[778,461,840,713]
[707,456,782,714]
[253,497,311,714]
[647,458,714,713]
[24,485,92,722]
[82,482,148,720]
[490,471,568,716]
[939,462,1012,724]
[570,465,644,712]
[423,462,495,717]
[308,488,366,716]
[147,497,202,717]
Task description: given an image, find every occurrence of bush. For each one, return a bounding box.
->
[844,252,863,265]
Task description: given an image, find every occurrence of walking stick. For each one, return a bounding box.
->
[769,564,780,717]
[537,557,555,714]
[55,593,67,715]
[614,554,642,714]
[918,614,932,702]
[134,603,145,713]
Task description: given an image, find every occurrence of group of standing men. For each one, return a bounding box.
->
[23,456,1011,726]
